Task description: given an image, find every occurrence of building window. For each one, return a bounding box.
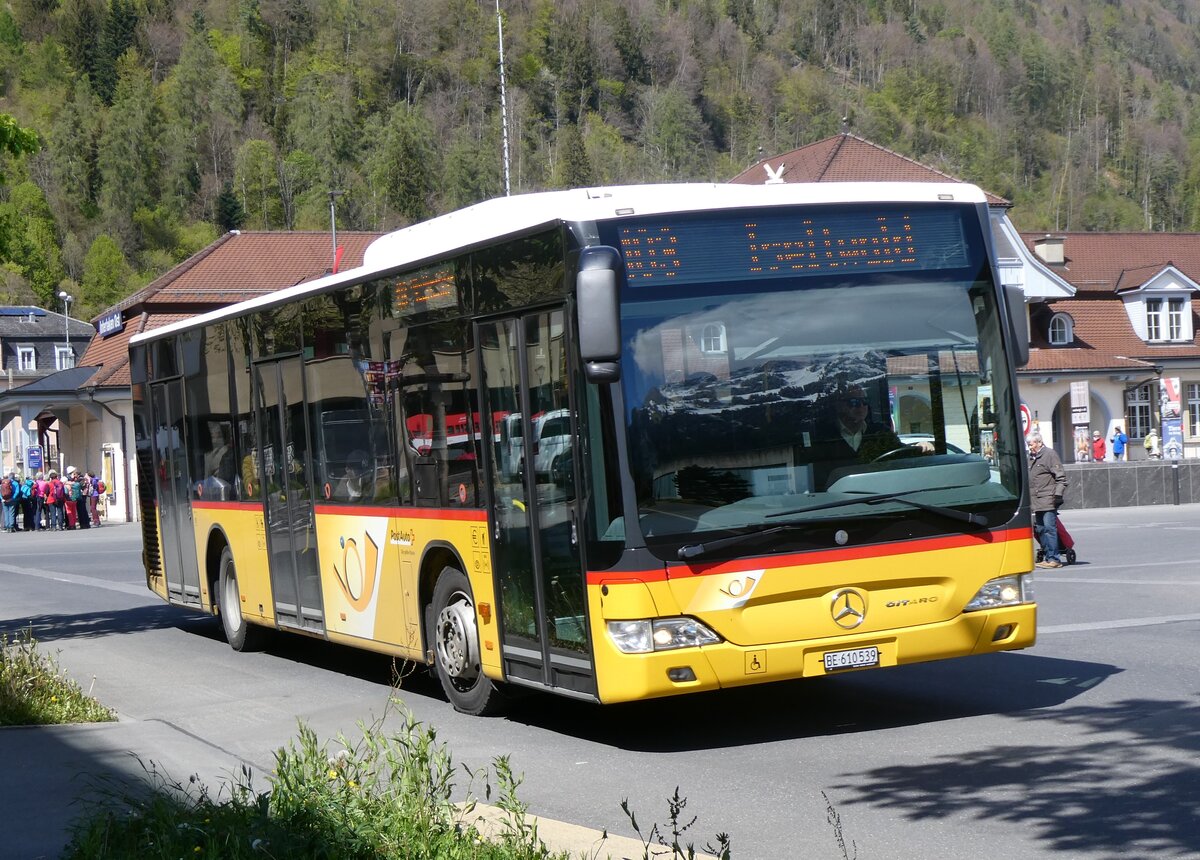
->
[1048,313,1073,345]
[56,346,74,370]
[1168,298,1185,340]
[1126,383,1152,438]
[17,347,35,371]
[1189,383,1200,438]
[700,323,726,354]
[1146,299,1163,340]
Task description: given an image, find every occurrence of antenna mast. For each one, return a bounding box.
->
[496,0,511,196]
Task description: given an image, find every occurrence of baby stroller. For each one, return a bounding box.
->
[1035,516,1077,565]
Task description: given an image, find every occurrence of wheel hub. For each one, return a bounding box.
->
[436,596,479,680]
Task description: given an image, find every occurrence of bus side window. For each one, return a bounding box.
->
[401,321,479,507]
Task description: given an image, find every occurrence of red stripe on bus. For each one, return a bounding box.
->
[586,526,1034,585]
[311,504,487,521]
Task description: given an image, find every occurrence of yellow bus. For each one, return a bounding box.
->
[130,182,1036,715]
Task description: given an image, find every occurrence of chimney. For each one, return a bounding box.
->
[1034,234,1065,265]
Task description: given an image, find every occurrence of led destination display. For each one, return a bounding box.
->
[616,205,972,287]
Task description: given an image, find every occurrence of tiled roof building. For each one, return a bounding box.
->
[82,231,380,389]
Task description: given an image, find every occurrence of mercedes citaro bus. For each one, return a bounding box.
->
[130,182,1035,714]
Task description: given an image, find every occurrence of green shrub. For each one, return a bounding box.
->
[0,629,115,726]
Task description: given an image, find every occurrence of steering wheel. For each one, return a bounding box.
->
[871,445,925,463]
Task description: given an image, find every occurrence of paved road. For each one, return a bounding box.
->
[1,508,1198,859]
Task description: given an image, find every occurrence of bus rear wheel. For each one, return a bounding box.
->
[431,566,505,716]
[218,547,268,652]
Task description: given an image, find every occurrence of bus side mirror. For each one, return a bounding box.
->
[577,246,622,382]
[1005,284,1029,368]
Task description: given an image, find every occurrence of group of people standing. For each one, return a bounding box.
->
[0,468,104,532]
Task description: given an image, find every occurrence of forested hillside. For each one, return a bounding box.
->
[3,0,1200,318]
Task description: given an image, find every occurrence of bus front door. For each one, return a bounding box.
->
[150,379,202,605]
[478,310,595,698]
[255,357,324,633]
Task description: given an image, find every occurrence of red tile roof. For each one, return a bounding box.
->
[730,133,1010,207]
[1020,232,1200,294]
[1025,295,1200,373]
[81,231,382,389]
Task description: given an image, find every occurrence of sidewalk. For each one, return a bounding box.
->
[0,717,700,860]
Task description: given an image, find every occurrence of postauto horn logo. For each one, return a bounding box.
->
[334,532,380,612]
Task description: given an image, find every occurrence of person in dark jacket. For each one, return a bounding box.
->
[1028,431,1069,568]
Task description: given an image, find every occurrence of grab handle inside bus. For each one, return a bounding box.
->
[577,245,622,382]
[1005,283,1029,367]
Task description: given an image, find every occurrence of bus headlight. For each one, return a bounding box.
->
[964,574,1034,612]
[607,617,722,654]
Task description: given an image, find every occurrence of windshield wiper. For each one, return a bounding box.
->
[677,524,796,560]
[762,486,988,525]
[677,487,989,561]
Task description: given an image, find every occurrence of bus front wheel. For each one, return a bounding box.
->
[218,547,268,652]
[431,566,505,716]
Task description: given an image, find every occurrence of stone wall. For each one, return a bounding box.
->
[1061,460,1200,509]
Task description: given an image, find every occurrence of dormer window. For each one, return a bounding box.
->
[1146,297,1188,342]
[1168,298,1185,339]
[1048,313,1073,345]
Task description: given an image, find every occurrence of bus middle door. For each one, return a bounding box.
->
[478,309,595,698]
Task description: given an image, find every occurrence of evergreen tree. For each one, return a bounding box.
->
[162,23,244,217]
[59,0,101,79]
[556,122,593,188]
[97,50,160,250]
[216,183,246,231]
[95,0,139,104]
[49,77,102,215]
[365,103,435,223]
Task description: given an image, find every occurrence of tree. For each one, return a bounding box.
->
[555,122,593,188]
[80,233,130,316]
[234,138,284,228]
[0,181,66,306]
[97,50,160,250]
[94,0,139,104]
[49,77,102,215]
[364,103,435,223]
[216,183,245,231]
[161,23,244,218]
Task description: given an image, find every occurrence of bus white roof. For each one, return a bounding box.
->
[131,181,986,345]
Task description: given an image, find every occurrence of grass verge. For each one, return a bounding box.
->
[63,707,734,860]
[0,629,116,726]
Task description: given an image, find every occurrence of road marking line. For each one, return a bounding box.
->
[0,562,150,597]
[1040,613,1200,634]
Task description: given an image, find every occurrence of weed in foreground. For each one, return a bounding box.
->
[620,787,732,860]
[0,628,115,726]
[63,708,571,859]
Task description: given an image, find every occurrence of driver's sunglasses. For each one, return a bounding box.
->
[841,397,868,407]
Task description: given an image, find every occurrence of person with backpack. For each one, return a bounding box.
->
[44,471,63,531]
[73,471,90,529]
[1,471,18,532]
[20,474,37,531]
[64,468,79,529]
[86,470,101,527]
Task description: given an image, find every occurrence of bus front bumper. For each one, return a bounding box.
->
[593,603,1036,705]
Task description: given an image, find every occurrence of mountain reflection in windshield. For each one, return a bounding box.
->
[619,278,1019,543]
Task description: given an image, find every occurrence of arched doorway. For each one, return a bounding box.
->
[1051,391,1111,463]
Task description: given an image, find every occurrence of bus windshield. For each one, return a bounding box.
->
[603,203,1021,551]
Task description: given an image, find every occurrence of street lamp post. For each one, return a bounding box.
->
[58,291,73,365]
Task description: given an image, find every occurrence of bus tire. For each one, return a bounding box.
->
[218,547,268,652]
[431,566,505,716]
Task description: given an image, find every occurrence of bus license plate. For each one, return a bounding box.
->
[823,646,879,672]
